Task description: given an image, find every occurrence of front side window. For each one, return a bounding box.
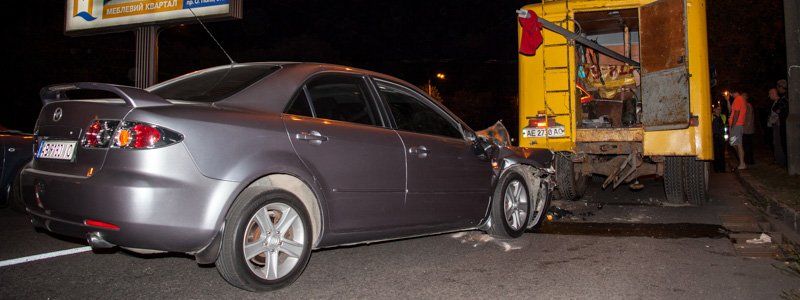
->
[149,65,279,103]
[305,75,378,126]
[377,81,462,139]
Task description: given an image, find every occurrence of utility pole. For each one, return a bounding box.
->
[785,0,800,175]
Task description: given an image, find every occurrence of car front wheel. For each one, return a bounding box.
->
[217,189,312,292]
[489,166,533,238]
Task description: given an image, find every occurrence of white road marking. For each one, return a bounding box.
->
[0,246,93,268]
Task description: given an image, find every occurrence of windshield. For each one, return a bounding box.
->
[149,65,279,103]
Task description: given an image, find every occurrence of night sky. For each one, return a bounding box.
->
[5,0,787,134]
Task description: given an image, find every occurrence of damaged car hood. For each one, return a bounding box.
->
[476,120,554,169]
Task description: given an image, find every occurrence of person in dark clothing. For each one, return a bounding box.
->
[712,105,727,172]
[768,88,789,166]
[721,91,733,117]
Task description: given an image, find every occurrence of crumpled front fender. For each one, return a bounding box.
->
[494,146,554,169]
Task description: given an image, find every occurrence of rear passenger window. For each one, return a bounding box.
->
[285,89,313,117]
[377,81,462,139]
[306,75,378,126]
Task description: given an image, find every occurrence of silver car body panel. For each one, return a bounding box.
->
[21,62,553,259]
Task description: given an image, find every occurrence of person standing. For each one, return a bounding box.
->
[769,88,789,166]
[742,93,755,165]
[722,90,733,117]
[778,79,788,97]
[712,105,727,172]
[729,92,748,170]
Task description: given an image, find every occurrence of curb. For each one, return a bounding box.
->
[735,170,800,244]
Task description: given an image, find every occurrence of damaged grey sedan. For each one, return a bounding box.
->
[21,62,553,291]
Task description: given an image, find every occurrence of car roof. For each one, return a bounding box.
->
[212,62,416,112]
[159,62,472,132]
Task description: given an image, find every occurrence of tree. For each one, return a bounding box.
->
[419,82,444,103]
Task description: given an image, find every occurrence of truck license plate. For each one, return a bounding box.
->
[522,127,566,138]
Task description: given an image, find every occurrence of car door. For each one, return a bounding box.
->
[374,79,492,229]
[283,74,407,234]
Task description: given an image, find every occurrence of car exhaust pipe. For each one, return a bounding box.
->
[87,232,115,249]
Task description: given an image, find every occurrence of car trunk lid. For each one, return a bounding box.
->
[32,83,171,177]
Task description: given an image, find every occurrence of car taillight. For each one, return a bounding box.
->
[82,120,119,148]
[82,120,182,149]
[113,122,181,149]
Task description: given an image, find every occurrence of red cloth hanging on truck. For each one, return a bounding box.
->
[518,9,544,56]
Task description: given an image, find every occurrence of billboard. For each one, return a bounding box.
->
[65,0,242,35]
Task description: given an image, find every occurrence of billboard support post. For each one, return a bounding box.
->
[135,25,159,89]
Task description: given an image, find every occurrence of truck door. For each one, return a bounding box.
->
[640,0,690,131]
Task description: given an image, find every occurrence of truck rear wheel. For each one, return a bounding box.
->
[556,154,587,200]
[663,156,686,204]
[683,158,709,206]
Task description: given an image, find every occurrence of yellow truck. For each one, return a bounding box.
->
[517,0,712,204]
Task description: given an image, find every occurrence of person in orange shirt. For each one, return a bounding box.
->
[728,91,747,170]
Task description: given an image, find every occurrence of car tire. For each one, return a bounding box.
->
[489,166,533,238]
[683,158,709,206]
[556,154,587,200]
[528,179,551,229]
[9,171,26,212]
[216,189,312,292]
[663,156,686,204]
[3,170,25,212]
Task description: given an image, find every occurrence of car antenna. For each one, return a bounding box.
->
[187,7,236,65]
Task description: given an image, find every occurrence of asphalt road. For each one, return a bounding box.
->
[1,172,798,299]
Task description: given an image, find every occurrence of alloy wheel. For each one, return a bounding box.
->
[242,202,306,280]
[504,180,529,230]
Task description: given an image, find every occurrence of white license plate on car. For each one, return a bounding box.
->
[522,127,566,138]
[37,140,77,161]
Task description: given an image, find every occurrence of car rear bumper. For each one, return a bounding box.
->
[20,144,240,253]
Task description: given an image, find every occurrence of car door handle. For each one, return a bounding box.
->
[295,131,329,145]
[408,145,430,158]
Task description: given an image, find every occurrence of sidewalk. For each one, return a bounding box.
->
[733,146,800,239]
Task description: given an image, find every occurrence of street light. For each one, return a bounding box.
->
[427,72,446,96]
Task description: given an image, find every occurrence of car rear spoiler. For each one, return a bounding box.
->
[40,82,172,108]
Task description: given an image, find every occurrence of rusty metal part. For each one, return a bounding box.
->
[574,150,659,190]
[601,149,640,189]
[641,68,691,131]
[576,141,643,155]
[576,128,644,142]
